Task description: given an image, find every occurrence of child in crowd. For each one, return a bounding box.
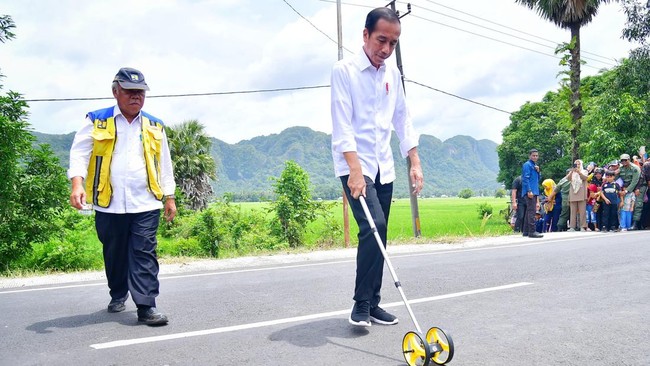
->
[586,183,599,231]
[620,190,636,231]
[535,210,545,233]
[601,171,621,232]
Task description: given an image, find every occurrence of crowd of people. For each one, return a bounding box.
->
[511,149,650,235]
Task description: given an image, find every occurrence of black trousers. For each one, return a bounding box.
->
[95,210,161,307]
[514,198,525,232]
[341,172,393,307]
[601,203,618,231]
[523,195,537,235]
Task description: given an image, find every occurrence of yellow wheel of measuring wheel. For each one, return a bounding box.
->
[426,327,454,365]
[402,331,431,366]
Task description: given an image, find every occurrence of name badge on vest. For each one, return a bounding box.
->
[96,119,108,129]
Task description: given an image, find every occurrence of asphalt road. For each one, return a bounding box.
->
[1,232,648,366]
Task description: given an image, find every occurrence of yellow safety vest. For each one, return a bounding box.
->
[85,107,165,207]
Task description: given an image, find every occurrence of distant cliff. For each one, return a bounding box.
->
[34,127,502,200]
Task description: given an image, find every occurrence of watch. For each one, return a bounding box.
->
[165,194,176,201]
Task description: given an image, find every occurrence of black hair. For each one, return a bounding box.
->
[365,7,400,34]
[529,148,539,155]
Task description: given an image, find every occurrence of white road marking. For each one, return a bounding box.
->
[90,282,533,349]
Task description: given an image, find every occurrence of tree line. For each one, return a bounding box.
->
[499,0,650,185]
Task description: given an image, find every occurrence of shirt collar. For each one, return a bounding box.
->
[113,105,141,123]
[354,47,385,72]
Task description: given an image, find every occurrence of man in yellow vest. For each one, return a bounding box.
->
[68,67,176,326]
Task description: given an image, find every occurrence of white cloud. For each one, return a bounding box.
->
[0,0,633,144]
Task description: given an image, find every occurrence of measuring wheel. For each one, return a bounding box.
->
[402,331,431,366]
[426,327,454,365]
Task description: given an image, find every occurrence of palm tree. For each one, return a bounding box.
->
[515,0,611,161]
[166,120,216,210]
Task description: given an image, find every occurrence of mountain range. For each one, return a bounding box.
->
[33,126,502,200]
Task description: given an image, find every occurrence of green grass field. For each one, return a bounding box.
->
[237,197,512,247]
[9,196,512,274]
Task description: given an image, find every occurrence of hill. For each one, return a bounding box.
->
[33,127,502,200]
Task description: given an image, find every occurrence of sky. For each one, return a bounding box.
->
[0,0,636,144]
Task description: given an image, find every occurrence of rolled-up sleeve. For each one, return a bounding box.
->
[330,63,357,154]
[67,117,94,180]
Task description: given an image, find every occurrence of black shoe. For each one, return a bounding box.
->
[528,232,544,238]
[137,307,168,326]
[349,301,371,327]
[522,232,529,237]
[107,300,125,313]
[369,306,398,325]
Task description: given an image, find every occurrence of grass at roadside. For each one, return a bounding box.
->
[4,197,512,276]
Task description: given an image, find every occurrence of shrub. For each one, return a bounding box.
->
[458,188,473,199]
[190,199,277,258]
[476,202,493,219]
[270,161,322,247]
[494,188,507,198]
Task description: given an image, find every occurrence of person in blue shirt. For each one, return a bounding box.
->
[601,171,622,232]
[521,149,543,238]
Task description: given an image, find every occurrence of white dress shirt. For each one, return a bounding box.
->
[330,48,419,185]
[68,106,176,214]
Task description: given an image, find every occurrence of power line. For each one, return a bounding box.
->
[406,79,513,115]
[282,0,354,54]
[24,80,515,116]
[414,0,618,63]
[23,85,330,102]
[409,13,605,71]
[406,1,616,67]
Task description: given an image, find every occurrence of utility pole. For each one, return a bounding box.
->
[337,0,351,247]
[387,1,421,237]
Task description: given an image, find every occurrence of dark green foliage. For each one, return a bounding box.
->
[18,209,103,271]
[620,0,650,46]
[497,91,573,187]
[0,15,16,43]
[166,120,216,210]
[458,188,473,199]
[0,85,69,269]
[162,197,278,258]
[270,161,322,247]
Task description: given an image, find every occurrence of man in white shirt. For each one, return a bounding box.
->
[331,8,424,327]
[68,67,176,326]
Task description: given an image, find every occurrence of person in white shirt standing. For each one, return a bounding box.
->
[331,8,424,327]
[68,67,176,326]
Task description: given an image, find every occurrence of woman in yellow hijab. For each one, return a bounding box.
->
[542,179,556,211]
[542,178,561,231]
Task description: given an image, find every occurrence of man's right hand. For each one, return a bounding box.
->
[69,176,86,210]
[348,169,366,199]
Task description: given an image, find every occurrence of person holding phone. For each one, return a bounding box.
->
[521,149,543,238]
